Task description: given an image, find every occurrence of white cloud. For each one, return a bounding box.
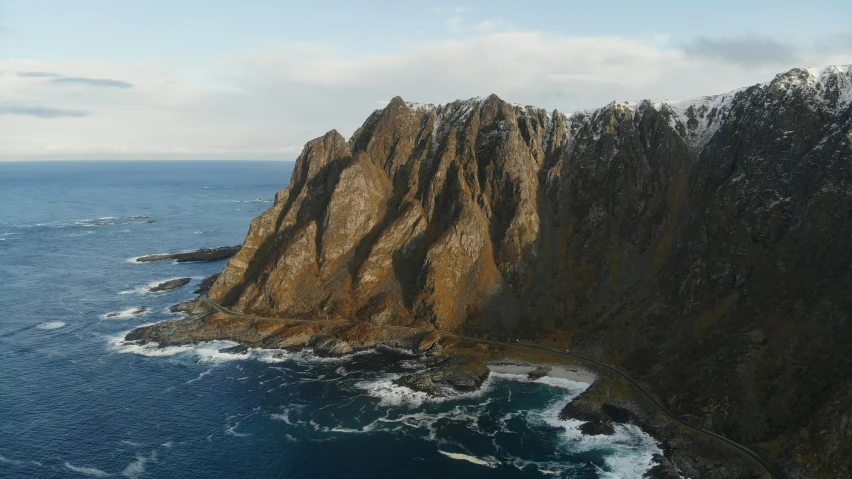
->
[2,32,850,160]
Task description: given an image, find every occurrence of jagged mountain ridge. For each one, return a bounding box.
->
[209,65,852,477]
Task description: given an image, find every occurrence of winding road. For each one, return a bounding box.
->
[199,295,775,478]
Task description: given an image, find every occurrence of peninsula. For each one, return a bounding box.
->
[128,65,852,478]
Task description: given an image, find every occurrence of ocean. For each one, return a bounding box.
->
[0,161,661,478]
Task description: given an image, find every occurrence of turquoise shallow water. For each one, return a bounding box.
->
[0,161,660,478]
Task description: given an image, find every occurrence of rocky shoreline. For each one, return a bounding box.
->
[124,297,766,478]
[193,273,220,295]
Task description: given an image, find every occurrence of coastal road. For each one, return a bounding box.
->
[199,295,775,479]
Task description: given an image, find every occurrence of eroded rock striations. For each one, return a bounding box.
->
[195,65,852,477]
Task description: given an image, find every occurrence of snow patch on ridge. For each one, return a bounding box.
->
[783,64,852,112]
[375,65,850,161]
[405,101,437,113]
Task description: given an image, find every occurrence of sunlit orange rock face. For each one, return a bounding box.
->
[211,95,547,333]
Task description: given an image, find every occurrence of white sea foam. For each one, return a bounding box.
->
[117,288,145,295]
[599,449,658,479]
[121,451,155,479]
[488,371,589,392]
[270,405,305,425]
[111,335,274,363]
[115,341,194,357]
[193,343,252,362]
[502,455,581,477]
[64,462,111,477]
[108,330,656,476]
[354,374,433,407]
[69,231,95,237]
[225,425,250,437]
[110,332,194,357]
[438,451,498,468]
[534,395,662,477]
[349,369,658,476]
[0,455,23,465]
[355,370,587,410]
[36,321,66,330]
[186,368,214,384]
[102,308,149,320]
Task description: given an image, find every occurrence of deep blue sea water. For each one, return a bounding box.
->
[0,161,660,478]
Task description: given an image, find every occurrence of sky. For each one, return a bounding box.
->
[1,0,851,160]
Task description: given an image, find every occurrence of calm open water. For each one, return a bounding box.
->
[0,161,660,478]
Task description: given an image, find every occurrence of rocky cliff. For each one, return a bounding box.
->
[209,65,852,478]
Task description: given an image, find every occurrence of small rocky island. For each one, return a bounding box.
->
[148,278,191,292]
[107,307,147,318]
[135,246,240,263]
[127,65,852,479]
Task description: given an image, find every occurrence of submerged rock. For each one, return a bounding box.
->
[579,420,615,436]
[106,307,147,318]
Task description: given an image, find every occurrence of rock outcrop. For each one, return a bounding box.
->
[207,65,852,477]
[136,246,240,263]
[148,277,191,292]
[193,273,220,294]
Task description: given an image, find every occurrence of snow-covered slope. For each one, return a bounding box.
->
[393,65,852,154]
